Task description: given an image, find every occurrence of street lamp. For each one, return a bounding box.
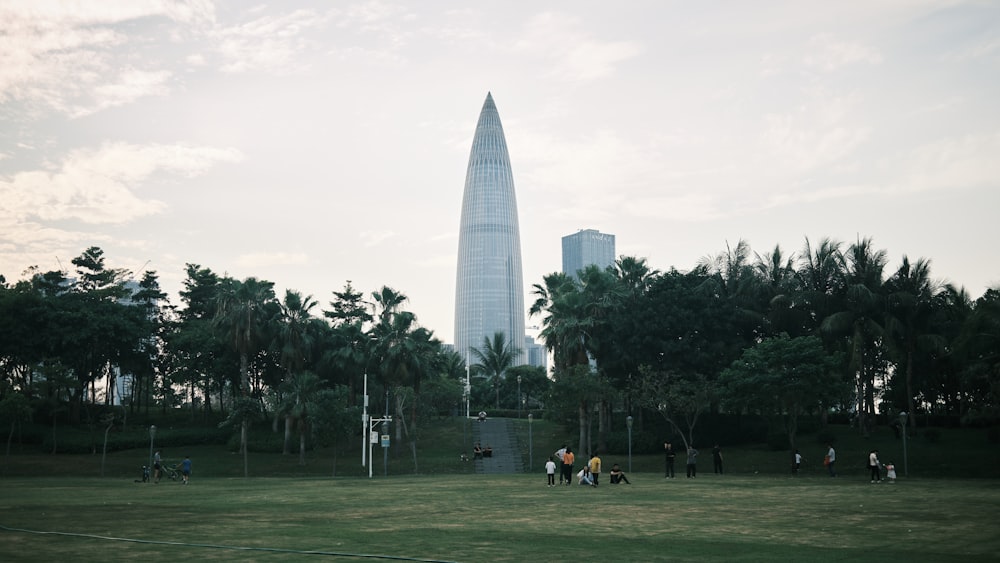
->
[626,416,634,473]
[148,425,156,474]
[900,411,908,477]
[517,375,522,419]
[528,413,533,469]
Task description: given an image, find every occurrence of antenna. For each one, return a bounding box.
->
[55,256,65,272]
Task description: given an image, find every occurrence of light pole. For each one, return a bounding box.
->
[900,411,908,477]
[626,415,634,473]
[528,413,533,469]
[517,375,522,419]
[148,425,156,473]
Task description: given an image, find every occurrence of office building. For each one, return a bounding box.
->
[562,229,616,280]
[454,93,526,364]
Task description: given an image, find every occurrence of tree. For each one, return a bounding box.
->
[276,289,320,454]
[470,332,521,409]
[884,257,943,429]
[214,277,278,477]
[279,371,325,465]
[821,238,887,436]
[721,334,846,448]
[637,366,715,452]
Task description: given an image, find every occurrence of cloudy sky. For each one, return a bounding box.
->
[2,0,998,345]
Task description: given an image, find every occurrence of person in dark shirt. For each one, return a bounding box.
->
[664,441,676,479]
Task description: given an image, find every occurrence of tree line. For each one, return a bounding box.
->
[1,237,998,464]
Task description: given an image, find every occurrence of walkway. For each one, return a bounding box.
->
[472,418,523,474]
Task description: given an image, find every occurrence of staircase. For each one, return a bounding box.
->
[472,418,523,474]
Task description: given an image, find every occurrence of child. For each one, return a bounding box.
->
[885,462,897,483]
[545,456,557,487]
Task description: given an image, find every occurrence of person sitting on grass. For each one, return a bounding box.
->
[577,465,594,486]
[609,464,631,484]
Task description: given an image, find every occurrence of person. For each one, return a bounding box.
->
[153,450,162,483]
[477,411,487,422]
[664,441,676,479]
[484,445,493,458]
[712,444,724,474]
[577,465,594,486]
[474,443,483,459]
[686,446,699,478]
[793,449,804,475]
[609,463,631,484]
[825,444,837,477]
[545,456,557,487]
[562,447,575,486]
[589,452,602,487]
[554,444,568,484]
[885,462,897,483]
[179,455,192,485]
[868,449,881,483]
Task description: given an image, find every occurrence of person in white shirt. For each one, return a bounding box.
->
[545,457,557,487]
[868,449,882,483]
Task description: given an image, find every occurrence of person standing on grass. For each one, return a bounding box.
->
[561,447,575,486]
[664,441,676,479]
[793,449,804,475]
[180,455,192,485]
[686,445,699,478]
[545,456,557,487]
[554,444,567,484]
[825,444,837,477]
[868,449,882,483]
[712,444,724,474]
[589,452,602,487]
[153,450,162,483]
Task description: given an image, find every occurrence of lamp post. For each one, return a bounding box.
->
[900,411,908,477]
[626,415,634,473]
[517,375,522,419]
[528,413,533,469]
[148,425,156,472]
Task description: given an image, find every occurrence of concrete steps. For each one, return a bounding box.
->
[472,418,523,474]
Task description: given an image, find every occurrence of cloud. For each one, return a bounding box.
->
[234,252,309,268]
[360,230,395,247]
[802,34,882,71]
[0,1,214,117]
[212,9,327,73]
[514,12,641,81]
[0,142,243,225]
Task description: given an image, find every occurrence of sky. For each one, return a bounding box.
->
[2,0,999,346]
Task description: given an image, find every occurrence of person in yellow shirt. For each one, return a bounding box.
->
[561,447,575,486]
[589,453,602,487]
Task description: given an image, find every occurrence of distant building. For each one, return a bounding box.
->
[524,335,547,370]
[454,93,526,365]
[562,229,616,280]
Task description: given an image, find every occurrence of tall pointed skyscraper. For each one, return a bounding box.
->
[454,92,526,364]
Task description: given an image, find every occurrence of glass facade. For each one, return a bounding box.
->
[562,229,616,280]
[454,93,526,364]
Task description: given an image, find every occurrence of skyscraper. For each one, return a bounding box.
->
[562,229,616,280]
[454,93,526,364]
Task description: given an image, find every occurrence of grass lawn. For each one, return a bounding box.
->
[2,419,999,561]
[2,472,999,562]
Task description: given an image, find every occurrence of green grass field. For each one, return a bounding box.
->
[2,473,999,562]
[2,419,999,561]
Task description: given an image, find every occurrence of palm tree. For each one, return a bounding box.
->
[214,277,277,477]
[470,332,522,409]
[821,238,887,436]
[885,256,942,429]
[279,370,324,466]
[277,289,319,454]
